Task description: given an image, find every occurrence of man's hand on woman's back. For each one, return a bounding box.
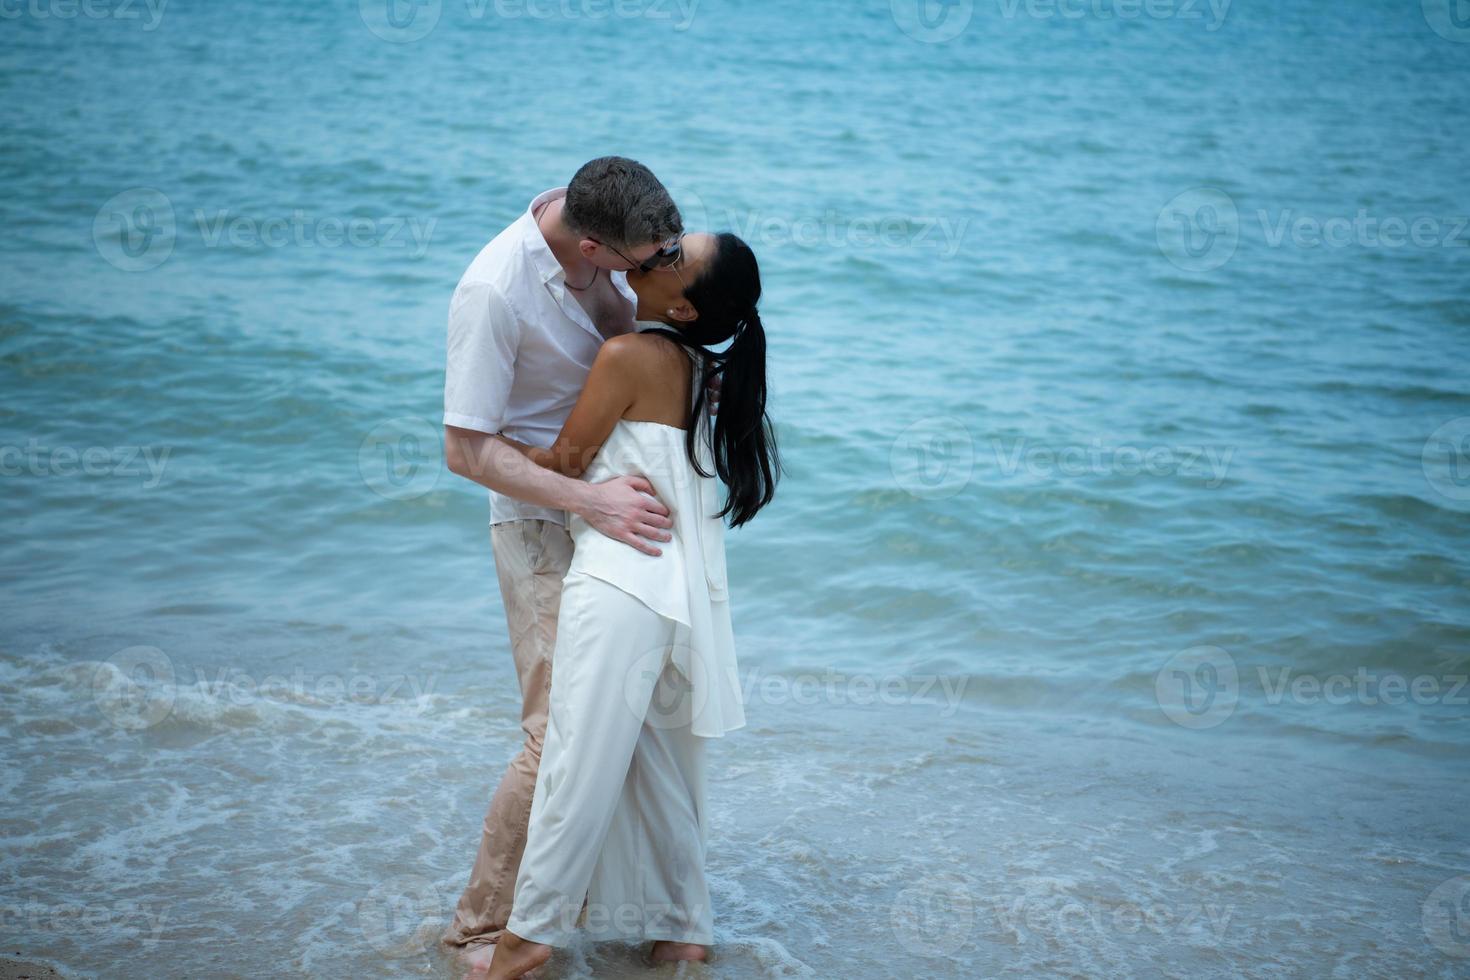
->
[576,475,673,557]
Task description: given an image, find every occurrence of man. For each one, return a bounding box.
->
[439,157,685,964]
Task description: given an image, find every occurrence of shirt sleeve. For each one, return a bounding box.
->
[443,280,519,434]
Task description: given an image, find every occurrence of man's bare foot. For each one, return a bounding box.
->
[459,939,498,975]
[484,931,551,980]
[650,941,709,962]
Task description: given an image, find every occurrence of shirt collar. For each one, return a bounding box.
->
[523,187,569,286]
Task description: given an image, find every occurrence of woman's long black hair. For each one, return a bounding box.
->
[640,232,779,528]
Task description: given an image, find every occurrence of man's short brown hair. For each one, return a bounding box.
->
[564,156,682,251]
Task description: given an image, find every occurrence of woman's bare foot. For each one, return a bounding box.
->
[650,941,709,962]
[484,931,551,980]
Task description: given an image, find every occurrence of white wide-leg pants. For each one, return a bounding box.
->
[507,570,713,947]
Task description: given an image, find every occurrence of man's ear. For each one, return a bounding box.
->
[577,239,599,260]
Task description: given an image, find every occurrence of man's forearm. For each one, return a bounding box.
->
[494,433,563,474]
[444,426,588,514]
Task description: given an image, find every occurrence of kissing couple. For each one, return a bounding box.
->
[437,157,780,977]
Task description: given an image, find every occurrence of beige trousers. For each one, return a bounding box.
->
[442,518,573,949]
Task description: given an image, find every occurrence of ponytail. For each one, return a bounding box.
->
[640,233,780,527]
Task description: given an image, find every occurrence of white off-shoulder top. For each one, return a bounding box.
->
[565,345,746,738]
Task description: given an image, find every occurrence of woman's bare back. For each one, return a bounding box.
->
[620,331,695,431]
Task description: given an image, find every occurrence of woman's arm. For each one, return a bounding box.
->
[501,334,642,477]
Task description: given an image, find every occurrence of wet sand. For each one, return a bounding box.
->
[0,955,66,979]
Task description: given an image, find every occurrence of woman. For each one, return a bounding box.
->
[487,232,779,978]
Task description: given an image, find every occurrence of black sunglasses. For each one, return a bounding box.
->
[592,236,683,274]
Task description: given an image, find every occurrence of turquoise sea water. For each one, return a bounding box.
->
[3,1,1469,977]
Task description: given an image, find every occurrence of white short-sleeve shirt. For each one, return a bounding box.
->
[444,188,638,526]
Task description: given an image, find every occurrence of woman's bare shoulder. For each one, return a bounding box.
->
[598,330,693,424]
[598,330,690,377]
